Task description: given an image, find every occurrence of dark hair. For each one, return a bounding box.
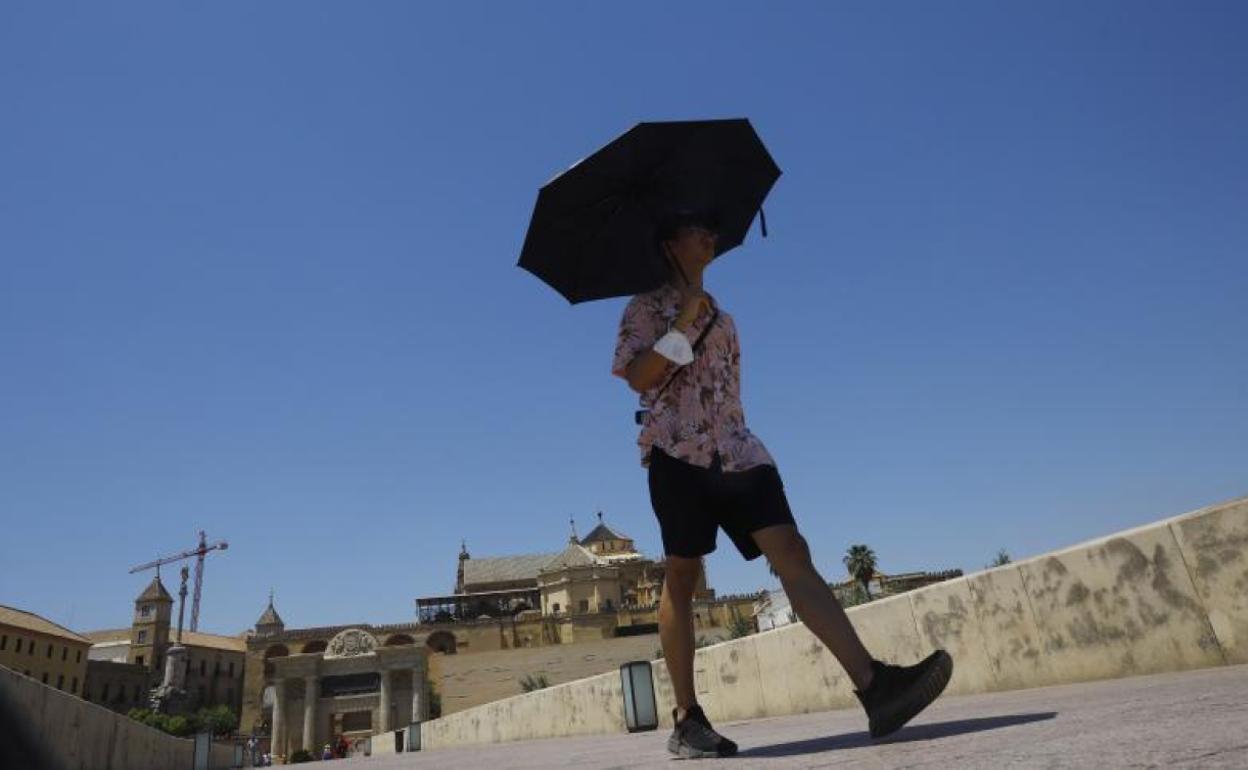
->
[654,209,719,247]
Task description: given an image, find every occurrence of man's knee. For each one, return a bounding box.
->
[662,556,702,600]
[766,532,814,579]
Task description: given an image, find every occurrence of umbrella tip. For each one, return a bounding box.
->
[759,206,769,238]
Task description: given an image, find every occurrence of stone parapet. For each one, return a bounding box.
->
[411,494,1248,750]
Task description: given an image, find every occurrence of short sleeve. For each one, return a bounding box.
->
[611,294,663,379]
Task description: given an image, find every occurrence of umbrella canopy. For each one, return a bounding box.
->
[518,118,781,304]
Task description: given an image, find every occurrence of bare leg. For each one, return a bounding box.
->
[753,524,876,691]
[658,555,702,721]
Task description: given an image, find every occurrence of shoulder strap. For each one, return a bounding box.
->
[649,307,719,405]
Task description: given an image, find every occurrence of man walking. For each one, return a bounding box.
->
[613,211,953,758]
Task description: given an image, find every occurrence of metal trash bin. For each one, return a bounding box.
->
[620,660,658,732]
[406,721,422,751]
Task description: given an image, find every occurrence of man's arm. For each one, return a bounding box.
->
[621,347,674,394]
[613,289,709,394]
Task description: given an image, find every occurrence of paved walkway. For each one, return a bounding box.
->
[343,664,1248,769]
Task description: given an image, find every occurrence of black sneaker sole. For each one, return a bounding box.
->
[869,650,953,739]
[666,733,738,759]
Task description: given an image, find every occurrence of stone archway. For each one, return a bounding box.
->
[424,631,456,655]
[263,644,289,677]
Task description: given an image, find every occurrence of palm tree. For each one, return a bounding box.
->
[988,549,1011,568]
[843,545,877,600]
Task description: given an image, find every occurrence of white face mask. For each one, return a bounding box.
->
[653,329,694,366]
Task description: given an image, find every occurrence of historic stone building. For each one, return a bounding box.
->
[240,599,431,760]
[83,576,247,715]
[416,513,715,633]
[0,604,91,699]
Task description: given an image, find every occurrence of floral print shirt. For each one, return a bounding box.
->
[611,282,776,472]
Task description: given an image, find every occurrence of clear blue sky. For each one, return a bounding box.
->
[2,2,1245,637]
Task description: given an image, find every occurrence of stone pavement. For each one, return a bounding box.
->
[343,663,1248,769]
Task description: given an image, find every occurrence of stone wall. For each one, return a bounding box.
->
[416,494,1247,749]
[0,665,236,770]
[430,630,731,715]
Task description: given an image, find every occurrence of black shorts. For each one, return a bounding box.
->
[647,446,796,561]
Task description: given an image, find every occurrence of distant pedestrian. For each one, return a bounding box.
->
[613,210,954,757]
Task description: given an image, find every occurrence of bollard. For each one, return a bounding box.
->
[191,731,211,770]
[620,660,658,732]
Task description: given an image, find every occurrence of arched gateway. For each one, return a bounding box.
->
[264,627,427,762]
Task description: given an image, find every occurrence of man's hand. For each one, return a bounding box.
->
[674,287,710,331]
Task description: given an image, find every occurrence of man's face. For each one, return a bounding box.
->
[666,225,718,270]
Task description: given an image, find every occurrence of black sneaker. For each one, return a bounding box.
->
[854,650,953,739]
[666,704,739,759]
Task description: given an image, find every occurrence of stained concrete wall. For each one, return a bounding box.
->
[408,495,1248,750]
[0,665,237,770]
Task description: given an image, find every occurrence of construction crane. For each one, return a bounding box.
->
[129,531,229,632]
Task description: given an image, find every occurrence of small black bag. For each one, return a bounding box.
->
[634,308,720,425]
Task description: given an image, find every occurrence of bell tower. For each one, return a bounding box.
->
[130,574,173,673]
[455,539,470,594]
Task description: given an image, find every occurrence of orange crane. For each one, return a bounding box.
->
[129,530,229,632]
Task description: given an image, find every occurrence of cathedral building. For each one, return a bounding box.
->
[415,513,713,627]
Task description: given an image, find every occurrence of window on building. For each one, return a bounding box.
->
[140,604,152,618]
[61,647,67,661]
[137,630,147,644]
[604,598,614,610]
[136,656,144,667]
[11,638,18,654]
[42,672,48,684]
[200,660,206,676]
[228,661,234,677]
[46,643,53,658]
[57,674,64,690]
[214,660,220,675]
[71,677,78,695]
[29,640,36,655]
[579,599,589,613]
[552,603,560,614]
[76,650,81,663]
[1,634,7,650]
[102,683,110,701]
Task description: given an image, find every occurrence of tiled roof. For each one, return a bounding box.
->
[82,627,247,653]
[137,576,173,602]
[579,516,631,545]
[461,552,560,587]
[180,631,247,653]
[83,629,131,643]
[0,605,92,645]
[541,542,604,571]
[256,601,283,627]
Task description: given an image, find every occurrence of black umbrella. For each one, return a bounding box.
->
[517,118,781,304]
